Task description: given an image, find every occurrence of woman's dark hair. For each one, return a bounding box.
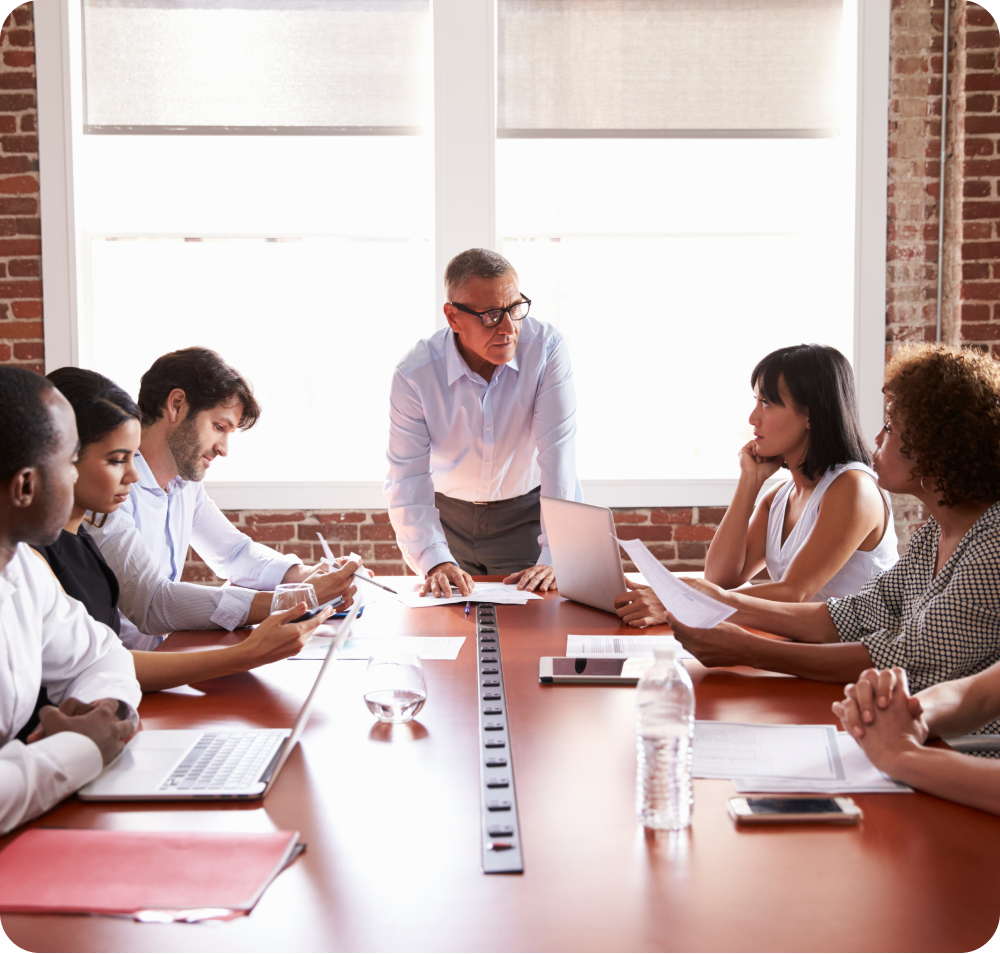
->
[47,367,140,451]
[137,347,260,429]
[751,344,871,481]
[883,344,1000,507]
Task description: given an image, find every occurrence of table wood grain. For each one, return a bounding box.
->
[4,579,999,952]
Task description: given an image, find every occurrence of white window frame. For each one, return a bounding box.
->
[36,0,890,510]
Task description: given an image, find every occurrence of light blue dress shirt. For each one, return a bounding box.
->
[384,317,583,575]
[88,451,300,649]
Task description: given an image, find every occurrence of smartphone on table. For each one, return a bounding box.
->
[727,795,863,825]
[539,657,656,684]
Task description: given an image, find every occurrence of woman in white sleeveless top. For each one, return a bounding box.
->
[704,344,897,602]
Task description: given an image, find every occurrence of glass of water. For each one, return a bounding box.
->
[271,583,318,615]
[363,652,427,723]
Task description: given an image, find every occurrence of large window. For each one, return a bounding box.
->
[37,0,889,508]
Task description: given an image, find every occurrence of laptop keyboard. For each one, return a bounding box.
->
[159,731,286,792]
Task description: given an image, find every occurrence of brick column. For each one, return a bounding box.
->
[0,2,40,373]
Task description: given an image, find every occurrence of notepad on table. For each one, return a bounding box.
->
[0,828,303,921]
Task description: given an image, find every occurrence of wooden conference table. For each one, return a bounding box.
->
[3,579,999,952]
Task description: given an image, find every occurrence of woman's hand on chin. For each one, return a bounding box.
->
[738,440,783,484]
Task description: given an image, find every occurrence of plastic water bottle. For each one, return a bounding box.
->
[635,640,695,830]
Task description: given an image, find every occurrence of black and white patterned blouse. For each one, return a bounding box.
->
[828,501,1000,739]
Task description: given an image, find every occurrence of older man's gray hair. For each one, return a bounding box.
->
[445,248,518,299]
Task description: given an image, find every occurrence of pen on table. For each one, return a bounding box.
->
[315,533,399,594]
[465,601,471,617]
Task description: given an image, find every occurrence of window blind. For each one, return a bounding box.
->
[82,0,430,134]
[497,0,843,138]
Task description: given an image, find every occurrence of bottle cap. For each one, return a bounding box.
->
[652,638,682,660]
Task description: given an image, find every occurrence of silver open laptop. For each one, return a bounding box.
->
[79,600,361,801]
[541,497,628,614]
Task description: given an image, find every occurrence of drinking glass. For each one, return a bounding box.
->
[271,583,318,615]
[363,652,427,723]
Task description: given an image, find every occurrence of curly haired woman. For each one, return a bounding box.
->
[641,345,1000,736]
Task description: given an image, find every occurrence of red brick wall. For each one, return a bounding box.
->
[958,2,1000,352]
[179,506,728,583]
[885,0,1000,546]
[0,3,40,373]
[5,0,999,581]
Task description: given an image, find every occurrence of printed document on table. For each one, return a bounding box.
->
[291,635,465,661]
[566,635,694,659]
[732,733,912,793]
[616,537,734,628]
[395,582,542,608]
[693,722,913,793]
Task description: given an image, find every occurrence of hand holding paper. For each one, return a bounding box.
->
[616,537,735,629]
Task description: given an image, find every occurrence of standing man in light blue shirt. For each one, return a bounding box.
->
[385,248,582,598]
[89,348,358,649]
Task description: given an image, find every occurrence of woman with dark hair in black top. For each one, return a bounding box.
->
[31,368,332,697]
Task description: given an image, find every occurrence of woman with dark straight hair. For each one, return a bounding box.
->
[615,344,898,626]
[704,344,897,602]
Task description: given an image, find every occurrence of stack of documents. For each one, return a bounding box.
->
[396,582,542,609]
[693,721,912,794]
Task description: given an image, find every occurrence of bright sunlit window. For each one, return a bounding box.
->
[37,0,879,507]
[77,0,433,485]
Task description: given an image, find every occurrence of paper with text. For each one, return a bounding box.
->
[291,635,465,661]
[732,733,912,793]
[566,635,693,659]
[616,537,735,628]
[693,721,913,793]
[395,582,542,608]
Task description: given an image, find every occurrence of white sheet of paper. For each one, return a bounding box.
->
[693,722,913,793]
[566,635,693,659]
[733,733,913,793]
[692,721,842,781]
[616,537,735,628]
[290,635,466,661]
[395,582,541,608]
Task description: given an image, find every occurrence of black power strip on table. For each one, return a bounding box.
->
[476,603,524,874]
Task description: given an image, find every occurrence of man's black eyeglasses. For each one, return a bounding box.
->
[448,295,531,329]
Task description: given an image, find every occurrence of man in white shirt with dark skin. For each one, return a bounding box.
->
[385,248,582,597]
[0,366,140,833]
[89,348,360,649]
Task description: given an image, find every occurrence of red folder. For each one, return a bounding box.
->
[0,828,302,921]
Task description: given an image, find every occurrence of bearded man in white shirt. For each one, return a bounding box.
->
[0,366,140,833]
[385,248,583,598]
[88,348,358,649]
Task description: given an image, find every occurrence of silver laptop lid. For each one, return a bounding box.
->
[540,497,628,614]
[262,597,362,794]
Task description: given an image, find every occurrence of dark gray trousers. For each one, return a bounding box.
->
[435,487,542,576]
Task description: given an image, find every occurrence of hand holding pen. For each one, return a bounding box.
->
[315,534,399,595]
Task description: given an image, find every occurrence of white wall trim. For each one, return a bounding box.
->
[854,0,892,443]
[432,0,496,321]
[36,0,79,371]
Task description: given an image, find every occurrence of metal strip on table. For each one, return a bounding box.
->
[476,603,524,874]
